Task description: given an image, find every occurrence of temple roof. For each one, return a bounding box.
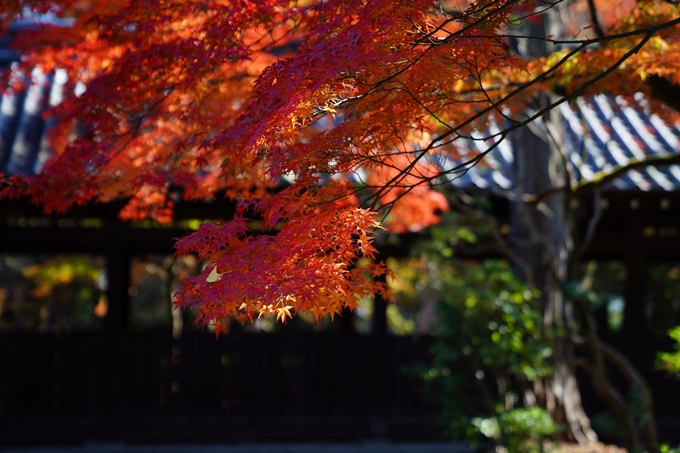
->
[0,66,67,176]
[1,46,679,193]
[437,95,680,194]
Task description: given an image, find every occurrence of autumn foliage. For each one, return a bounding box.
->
[1,0,680,330]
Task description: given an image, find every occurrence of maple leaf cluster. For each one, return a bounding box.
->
[1,0,679,328]
[174,186,392,332]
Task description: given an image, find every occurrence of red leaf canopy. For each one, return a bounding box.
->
[2,0,679,328]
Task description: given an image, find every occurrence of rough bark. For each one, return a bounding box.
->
[508,5,595,444]
[511,98,597,444]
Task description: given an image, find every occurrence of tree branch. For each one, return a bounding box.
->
[527,151,680,204]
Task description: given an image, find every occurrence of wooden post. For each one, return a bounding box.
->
[371,273,388,337]
[104,247,130,336]
[369,272,389,437]
[623,208,652,379]
[100,213,131,430]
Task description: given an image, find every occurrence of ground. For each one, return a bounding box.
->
[551,443,627,453]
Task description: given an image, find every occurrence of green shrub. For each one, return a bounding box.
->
[473,408,558,453]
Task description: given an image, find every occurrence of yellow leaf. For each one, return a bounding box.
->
[206,266,222,283]
[276,305,294,322]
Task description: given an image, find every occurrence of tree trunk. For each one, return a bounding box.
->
[511,96,597,444]
[508,5,597,444]
[507,4,659,450]
[510,94,658,453]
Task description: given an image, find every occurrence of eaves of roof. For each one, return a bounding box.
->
[0,65,67,176]
[1,61,679,193]
[433,94,680,195]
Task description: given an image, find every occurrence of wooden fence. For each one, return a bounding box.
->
[0,332,440,445]
[4,331,680,445]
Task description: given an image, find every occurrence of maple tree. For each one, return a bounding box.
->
[2,0,680,447]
